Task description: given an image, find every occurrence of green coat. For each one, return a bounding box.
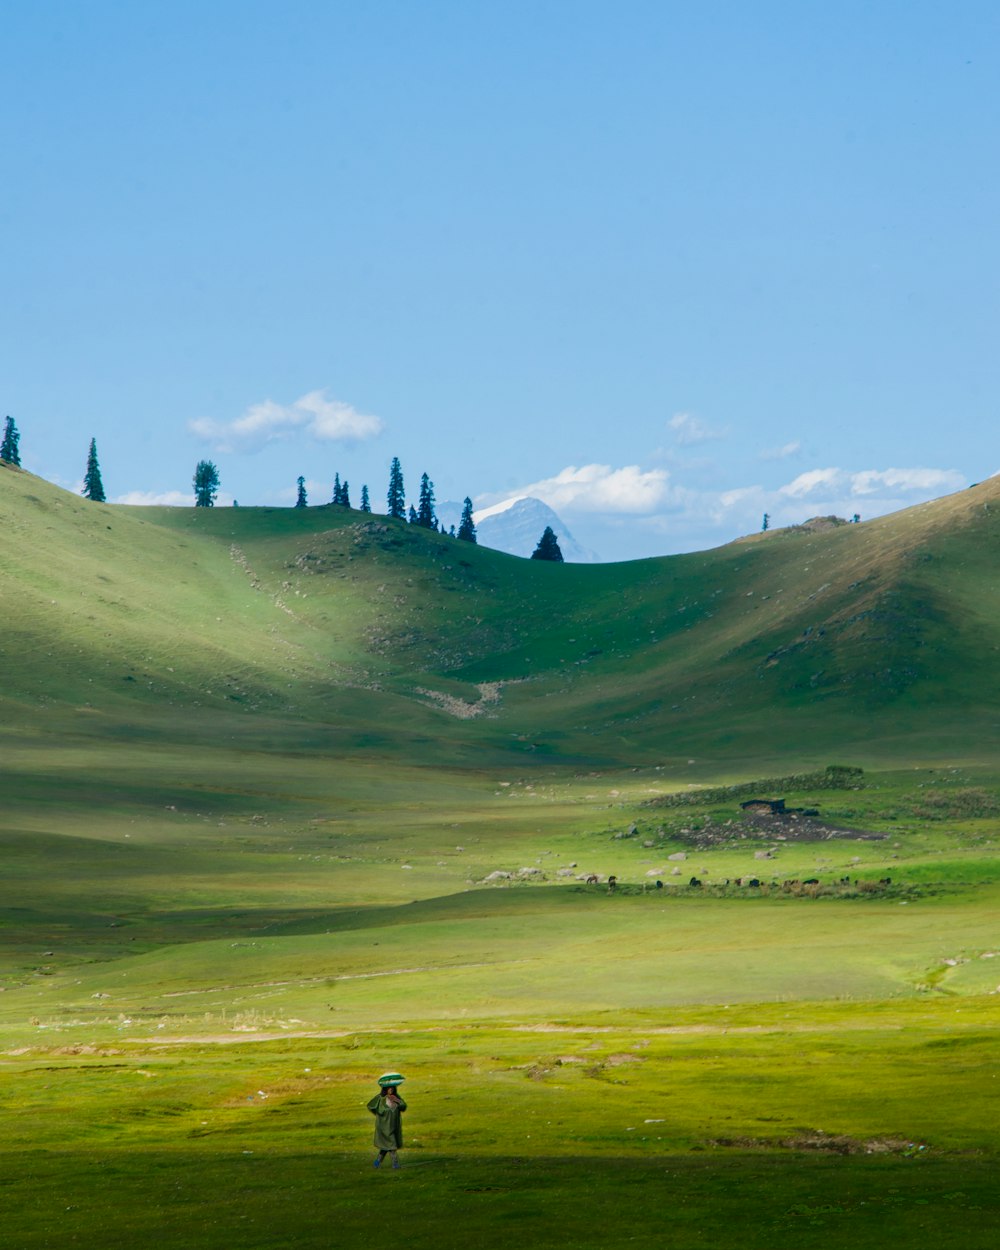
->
[367,1092,407,1150]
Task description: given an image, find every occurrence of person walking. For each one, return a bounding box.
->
[368,1073,407,1169]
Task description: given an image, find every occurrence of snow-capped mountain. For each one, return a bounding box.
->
[437,496,597,562]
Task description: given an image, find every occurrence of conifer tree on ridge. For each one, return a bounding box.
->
[530,526,564,562]
[457,497,477,543]
[82,438,106,501]
[416,473,437,529]
[1,416,21,465]
[387,457,405,519]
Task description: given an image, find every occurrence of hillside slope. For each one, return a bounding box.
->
[3,461,1000,766]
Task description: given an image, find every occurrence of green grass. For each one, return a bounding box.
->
[2,1008,999,1248]
[1,465,999,1245]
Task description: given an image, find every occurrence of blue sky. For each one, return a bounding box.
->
[2,1,997,559]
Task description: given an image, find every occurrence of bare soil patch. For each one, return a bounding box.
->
[708,1132,921,1155]
[674,807,887,850]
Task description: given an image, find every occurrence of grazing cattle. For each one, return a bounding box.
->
[655,879,664,890]
[802,877,819,885]
[607,875,617,892]
[879,877,892,885]
[688,876,702,888]
[586,874,599,885]
[747,878,760,887]
[839,876,851,885]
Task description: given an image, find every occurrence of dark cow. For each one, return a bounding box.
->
[688,876,702,888]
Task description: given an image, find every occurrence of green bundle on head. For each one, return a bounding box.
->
[378,1072,405,1088]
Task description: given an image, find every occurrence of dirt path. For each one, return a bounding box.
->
[118,1018,916,1047]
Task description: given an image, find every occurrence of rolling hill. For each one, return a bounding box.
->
[3,459,1000,768]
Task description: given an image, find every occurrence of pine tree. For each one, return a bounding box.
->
[762,513,770,532]
[457,497,477,543]
[296,476,308,508]
[387,457,405,519]
[360,484,371,513]
[341,480,351,509]
[530,526,564,562]
[408,504,418,524]
[82,438,106,502]
[1,415,21,465]
[416,473,437,529]
[193,460,220,507]
[332,472,343,504]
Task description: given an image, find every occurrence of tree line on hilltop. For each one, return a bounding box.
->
[3,416,109,503]
[283,456,479,544]
[1,416,565,561]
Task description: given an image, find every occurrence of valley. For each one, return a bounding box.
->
[1,462,998,1247]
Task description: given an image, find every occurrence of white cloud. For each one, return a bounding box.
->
[713,464,966,538]
[779,467,846,499]
[667,411,726,446]
[849,467,964,496]
[490,464,671,514]
[759,440,801,461]
[778,465,965,504]
[114,489,192,506]
[616,461,968,558]
[189,389,384,453]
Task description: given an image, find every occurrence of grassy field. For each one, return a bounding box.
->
[1,465,998,1246]
[3,1001,998,1250]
